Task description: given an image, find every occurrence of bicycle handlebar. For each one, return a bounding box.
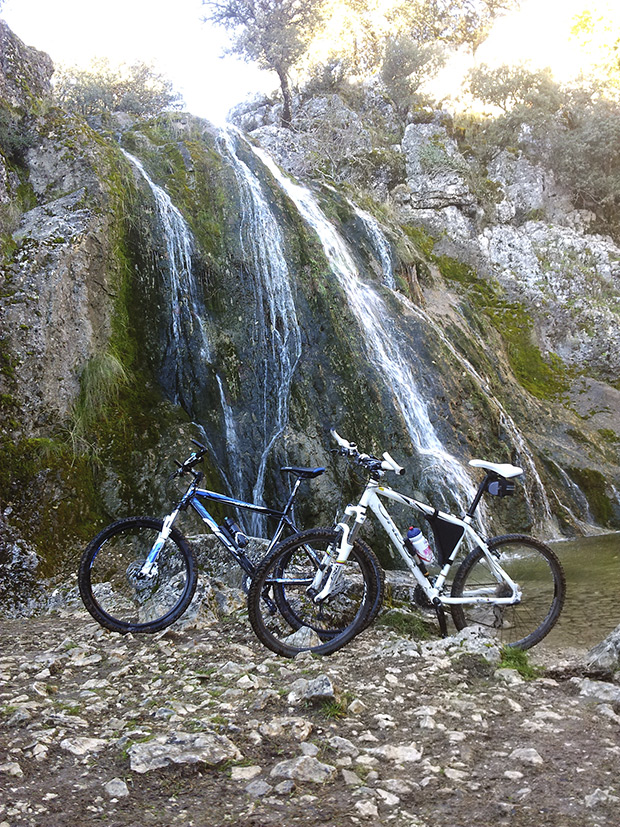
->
[330,429,405,476]
[173,439,208,477]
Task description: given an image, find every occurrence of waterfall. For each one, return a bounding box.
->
[388,288,557,531]
[549,460,596,533]
[349,205,556,532]
[352,204,396,289]
[123,150,207,402]
[255,148,477,511]
[218,131,302,525]
[123,149,243,486]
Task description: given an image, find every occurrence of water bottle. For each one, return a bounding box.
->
[223,517,249,548]
[406,526,433,563]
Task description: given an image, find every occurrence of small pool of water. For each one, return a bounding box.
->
[546,532,620,651]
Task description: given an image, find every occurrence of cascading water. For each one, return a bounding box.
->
[255,148,477,511]
[351,204,396,289]
[389,288,557,531]
[350,200,557,533]
[218,131,302,526]
[122,149,243,490]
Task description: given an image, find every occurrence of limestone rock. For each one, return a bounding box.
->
[365,743,423,763]
[128,731,242,773]
[270,755,337,784]
[60,737,107,756]
[576,677,620,704]
[287,675,335,705]
[259,717,313,741]
[585,624,620,671]
[509,747,544,765]
[104,778,129,798]
[0,21,53,109]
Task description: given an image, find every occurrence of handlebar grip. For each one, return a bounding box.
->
[330,428,357,455]
[381,451,405,475]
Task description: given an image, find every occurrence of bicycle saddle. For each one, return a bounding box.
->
[280,466,325,479]
[469,459,523,478]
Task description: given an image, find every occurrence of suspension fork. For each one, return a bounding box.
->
[139,481,196,577]
[307,494,371,602]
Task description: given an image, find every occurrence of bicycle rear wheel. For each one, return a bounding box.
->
[450,534,565,649]
[78,517,197,633]
[248,527,384,658]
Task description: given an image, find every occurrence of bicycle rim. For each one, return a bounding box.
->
[450,534,565,649]
[79,517,196,633]
[248,528,383,657]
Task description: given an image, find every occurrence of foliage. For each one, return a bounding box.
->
[202,0,326,126]
[570,4,620,98]
[460,63,620,238]
[309,0,516,82]
[550,91,620,228]
[387,0,517,52]
[320,697,349,718]
[53,59,183,118]
[0,107,37,165]
[68,351,129,454]
[380,35,445,116]
[467,63,562,113]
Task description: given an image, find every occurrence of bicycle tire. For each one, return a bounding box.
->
[78,516,197,634]
[450,534,565,649]
[247,527,384,658]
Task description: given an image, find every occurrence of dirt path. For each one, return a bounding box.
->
[1,602,619,827]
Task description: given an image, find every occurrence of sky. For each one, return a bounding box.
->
[0,0,612,123]
[1,0,274,123]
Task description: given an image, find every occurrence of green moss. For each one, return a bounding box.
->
[566,466,615,526]
[377,608,433,639]
[598,428,620,445]
[436,254,570,400]
[402,225,436,259]
[121,117,230,264]
[498,646,542,677]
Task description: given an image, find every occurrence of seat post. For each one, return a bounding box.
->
[465,474,491,520]
[281,475,303,516]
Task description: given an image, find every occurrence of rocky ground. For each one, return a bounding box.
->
[1,582,620,827]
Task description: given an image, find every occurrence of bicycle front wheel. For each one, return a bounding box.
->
[450,534,566,649]
[78,517,197,634]
[248,527,384,658]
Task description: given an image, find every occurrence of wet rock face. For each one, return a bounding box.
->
[1,13,619,601]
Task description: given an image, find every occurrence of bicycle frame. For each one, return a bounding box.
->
[142,474,307,579]
[333,476,522,608]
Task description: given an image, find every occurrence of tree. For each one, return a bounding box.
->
[467,64,561,113]
[388,0,517,53]
[380,35,445,116]
[202,0,327,126]
[54,59,183,118]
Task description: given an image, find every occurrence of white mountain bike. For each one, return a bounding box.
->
[248,429,565,657]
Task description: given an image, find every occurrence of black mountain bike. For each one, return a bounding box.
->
[78,441,332,634]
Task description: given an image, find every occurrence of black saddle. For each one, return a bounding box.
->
[280,466,325,479]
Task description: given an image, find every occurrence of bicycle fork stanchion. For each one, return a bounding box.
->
[433,598,449,637]
[140,510,179,577]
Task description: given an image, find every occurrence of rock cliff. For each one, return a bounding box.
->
[1,20,619,603]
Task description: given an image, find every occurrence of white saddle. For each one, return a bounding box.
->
[469,459,523,479]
